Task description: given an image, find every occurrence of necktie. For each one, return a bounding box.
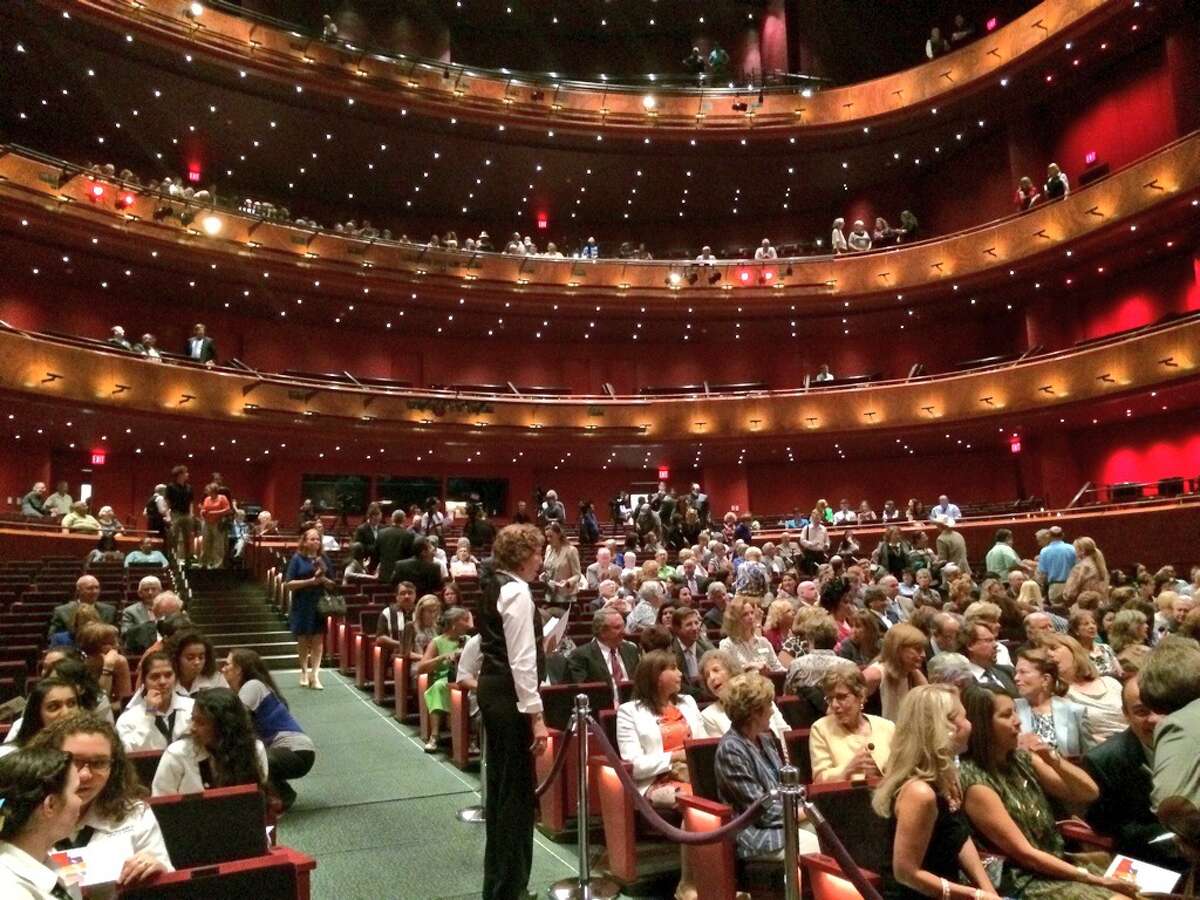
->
[154,710,177,742]
[685,648,697,679]
[51,883,73,900]
[609,648,622,682]
[53,825,96,852]
[391,609,401,641]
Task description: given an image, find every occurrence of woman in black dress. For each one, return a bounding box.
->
[872,685,999,900]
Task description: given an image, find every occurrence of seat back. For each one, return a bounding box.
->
[127,749,165,789]
[683,737,723,802]
[541,681,613,730]
[808,780,889,873]
[784,728,812,784]
[149,784,269,869]
[118,854,298,900]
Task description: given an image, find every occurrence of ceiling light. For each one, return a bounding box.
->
[200,214,222,235]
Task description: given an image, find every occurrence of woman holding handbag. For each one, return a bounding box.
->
[283,527,336,690]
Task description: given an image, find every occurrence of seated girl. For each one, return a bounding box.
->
[418,607,474,752]
[0,746,82,899]
[152,688,268,797]
[116,652,194,752]
[0,678,81,759]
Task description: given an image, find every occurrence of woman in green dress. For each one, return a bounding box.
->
[958,687,1137,900]
[418,607,474,752]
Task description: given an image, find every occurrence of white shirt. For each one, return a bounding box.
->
[151,738,269,796]
[497,574,543,715]
[176,671,228,697]
[754,246,777,260]
[0,842,65,900]
[831,228,848,253]
[67,802,173,883]
[456,634,483,717]
[117,693,194,751]
[832,509,857,524]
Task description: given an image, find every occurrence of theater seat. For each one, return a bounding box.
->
[149,784,269,869]
[127,749,165,789]
[448,681,473,770]
[371,642,394,706]
[119,848,315,900]
[589,754,681,887]
[807,780,889,874]
[801,852,882,900]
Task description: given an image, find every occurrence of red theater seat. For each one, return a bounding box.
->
[148,784,270,870]
[118,848,315,900]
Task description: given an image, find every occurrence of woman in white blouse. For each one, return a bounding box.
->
[167,630,229,696]
[116,652,194,752]
[719,595,785,674]
[1039,633,1126,751]
[449,538,479,579]
[0,746,81,900]
[152,688,267,797]
[32,712,172,889]
[698,650,790,745]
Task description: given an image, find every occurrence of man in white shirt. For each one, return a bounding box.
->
[847,220,872,252]
[832,499,857,525]
[44,480,74,517]
[586,547,622,590]
[695,245,717,264]
[830,218,848,254]
[754,238,777,260]
[567,609,640,695]
[814,364,835,383]
[929,494,962,521]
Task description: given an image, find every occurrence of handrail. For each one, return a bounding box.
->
[1,310,1197,405]
[46,0,1135,137]
[1068,481,1093,509]
[0,133,1196,304]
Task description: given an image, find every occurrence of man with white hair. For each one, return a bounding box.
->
[796,580,819,606]
[935,518,969,572]
[626,581,667,634]
[540,490,566,524]
[121,575,163,653]
[108,325,133,351]
[48,575,117,638]
[586,547,622,590]
[930,612,962,656]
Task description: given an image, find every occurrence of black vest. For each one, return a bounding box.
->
[478,559,546,684]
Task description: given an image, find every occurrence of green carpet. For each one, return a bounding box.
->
[276,670,579,899]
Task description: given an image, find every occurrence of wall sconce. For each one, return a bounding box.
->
[1159,356,1178,367]
[178,393,196,405]
[1039,385,1055,394]
[111,384,130,396]
[921,405,936,416]
[979,396,994,406]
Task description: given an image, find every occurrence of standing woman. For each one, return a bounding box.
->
[223,649,315,812]
[1063,538,1109,606]
[872,685,998,900]
[199,482,231,570]
[477,524,549,900]
[283,527,336,690]
[541,522,581,606]
[0,747,82,899]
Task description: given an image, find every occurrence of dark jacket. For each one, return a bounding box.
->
[673,635,716,697]
[185,335,217,363]
[353,521,382,564]
[391,557,444,596]
[48,600,117,639]
[1083,728,1180,866]
[566,639,641,686]
[375,525,415,583]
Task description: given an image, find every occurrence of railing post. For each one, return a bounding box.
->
[779,765,803,900]
[549,694,618,899]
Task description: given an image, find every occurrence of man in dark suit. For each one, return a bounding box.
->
[566,609,641,697]
[48,575,117,639]
[184,322,217,367]
[670,558,709,596]
[959,622,1017,697]
[585,547,622,590]
[1083,674,1180,866]
[671,608,715,697]
[375,510,414,583]
[391,535,444,596]
[353,502,384,567]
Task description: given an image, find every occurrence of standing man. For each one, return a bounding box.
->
[20,481,49,517]
[166,465,195,566]
[375,510,413,583]
[478,524,549,900]
[354,502,384,568]
[1037,525,1076,605]
[185,323,217,367]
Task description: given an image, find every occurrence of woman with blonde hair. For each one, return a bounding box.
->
[719,594,785,674]
[1064,538,1108,604]
[864,624,928,721]
[1037,633,1125,750]
[761,599,794,657]
[811,667,894,782]
[1016,579,1045,614]
[404,594,442,684]
[872,685,998,900]
[1107,608,1149,655]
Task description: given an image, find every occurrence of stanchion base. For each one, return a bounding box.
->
[547,876,621,899]
[456,805,486,823]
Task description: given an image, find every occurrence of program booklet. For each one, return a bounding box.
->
[1105,854,1182,894]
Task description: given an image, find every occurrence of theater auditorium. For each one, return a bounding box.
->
[0,0,1198,897]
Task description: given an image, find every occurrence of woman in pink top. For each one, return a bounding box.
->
[199,482,231,569]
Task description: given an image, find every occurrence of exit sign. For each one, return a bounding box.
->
[657,466,670,481]
[90,451,107,465]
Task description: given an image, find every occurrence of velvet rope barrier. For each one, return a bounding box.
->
[533,713,579,799]
[584,715,773,845]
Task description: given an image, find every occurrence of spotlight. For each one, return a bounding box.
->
[642,95,656,110]
[530,89,545,101]
[200,214,222,235]
[115,191,136,210]
[667,272,682,286]
[739,270,750,283]
[86,182,106,202]
[184,1,203,18]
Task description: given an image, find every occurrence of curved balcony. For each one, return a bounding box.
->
[1,136,1197,314]
[3,313,1196,442]
[49,0,1140,140]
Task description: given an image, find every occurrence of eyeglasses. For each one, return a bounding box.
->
[70,756,112,773]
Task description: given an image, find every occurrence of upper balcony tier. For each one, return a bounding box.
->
[44,0,1158,142]
[1,135,1197,317]
[2,312,1197,443]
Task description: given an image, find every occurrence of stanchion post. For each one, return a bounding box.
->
[779,765,803,900]
[457,723,485,823]
[549,694,618,899]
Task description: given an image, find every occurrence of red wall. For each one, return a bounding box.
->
[1076,410,1200,488]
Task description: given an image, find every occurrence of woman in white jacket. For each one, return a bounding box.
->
[116,652,194,752]
[616,650,706,808]
[152,689,267,797]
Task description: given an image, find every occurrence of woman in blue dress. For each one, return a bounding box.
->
[283,527,336,690]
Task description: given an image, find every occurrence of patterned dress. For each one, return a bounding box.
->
[959,751,1110,900]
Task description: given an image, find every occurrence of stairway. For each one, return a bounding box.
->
[184,569,302,671]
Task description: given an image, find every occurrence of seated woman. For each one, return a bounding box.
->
[864,624,928,721]
[714,673,820,863]
[32,712,172,888]
[698,650,790,744]
[418,607,474,752]
[78,623,132,713]
[404,595,442,685]
[959,687,1136,900]
[49,603,99,650]
[167,629,228,696]
[761,600,794,657]
[0,678,81,759]
[1068,610,1122,680]
[616,650,705,808]
[810,667,895,783]
[116,652,194,752]
[0,746,82,899]
[837,609,883,667]
[449,538,479,579]
[152,688,268,796]
[341,542,377,585]
[719,594,785,674]
[1012,647,1085,758]
[1038,634,1126,751]
[872,685,998,900]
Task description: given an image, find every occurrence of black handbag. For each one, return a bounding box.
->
[317,592,347,617]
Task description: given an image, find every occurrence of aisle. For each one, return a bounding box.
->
[273,669,578,899]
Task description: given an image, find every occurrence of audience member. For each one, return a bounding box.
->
[116,652,194,751]
[925,26,951,58]
[810,667,894,782]
[830,218,848,254]
[1140,636,1200,810]
[0,746,82,898]
[959,621,1017,696]
[20,481,49,517]
[418,607,473,752]
[61,502,100,534]
[0,678,81,758]
[167,629,227,695]
[670,608,714,697]
[165,465,196,566]
[566,608,641,694]
[184,322,217,367]
[43,481,73,517]
[152,688,268,796]
[1044,162,1070,200]
[124,538,167,569]
[847,220,872,252]
[720,595,785,674]
[1038,633,1125,750]
[1014,176,1041,210]
[1012,647,1084,757]
[864,624,929,721]
[392,535,445,596]
[541,523,581,605]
